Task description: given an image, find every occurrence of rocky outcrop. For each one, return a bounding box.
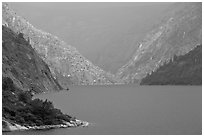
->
[3,118,89,132]
[116,3,202,84]
[3,25,63,93]
[3,119,28,132]
[1,2,202,133]
[2,3,201,86]
[2,24,88,133]
[2,3,120,87]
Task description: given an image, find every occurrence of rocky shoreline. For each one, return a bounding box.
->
[3,119,89,132]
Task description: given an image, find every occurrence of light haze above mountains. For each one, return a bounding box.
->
[8,2,173,73]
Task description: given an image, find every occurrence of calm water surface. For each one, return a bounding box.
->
[4,85,202,135]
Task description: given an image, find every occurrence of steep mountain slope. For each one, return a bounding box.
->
[2,3,121,86]
[140,45,202,85]
[2,25,63,93]
[8,3,172,74]
[116,3,202,84]
[3,3,202,86]
[2,25,87,131]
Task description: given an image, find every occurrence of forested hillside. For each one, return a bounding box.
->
[2,25,63,93]
[140,45,202,85]
[2,25,84,131]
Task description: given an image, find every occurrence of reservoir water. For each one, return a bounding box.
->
[4,85,202,135]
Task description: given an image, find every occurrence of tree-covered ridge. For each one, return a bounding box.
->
[2,25,77,128]
[2,25,63,94]
[140,45,202,85]
[2,77,73,127]
[2,3,119,86]
[116,3,201,84]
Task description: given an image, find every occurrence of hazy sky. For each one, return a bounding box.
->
[9,2,170,9]
[8,2,173,73]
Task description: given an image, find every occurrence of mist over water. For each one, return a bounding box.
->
[5,86,202,135]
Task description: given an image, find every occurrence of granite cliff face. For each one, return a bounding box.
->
[3,3,120,87]
[3,25,63,93]
[2,26,89,131]
[116,3,202,84]
[2,2,202,133]
[2,3,202,85]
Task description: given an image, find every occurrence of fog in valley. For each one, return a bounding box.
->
[9,2,173,73]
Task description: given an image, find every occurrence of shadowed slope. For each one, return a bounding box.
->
[2,25,63,93]
[116,3,202,84]
[3,3,202,85]
[2,3,120,86]
[140,45,202,85]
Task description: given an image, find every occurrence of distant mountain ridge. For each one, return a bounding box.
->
[3,2,202,86]
[3,3,121,87]
[116,2,202,84]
